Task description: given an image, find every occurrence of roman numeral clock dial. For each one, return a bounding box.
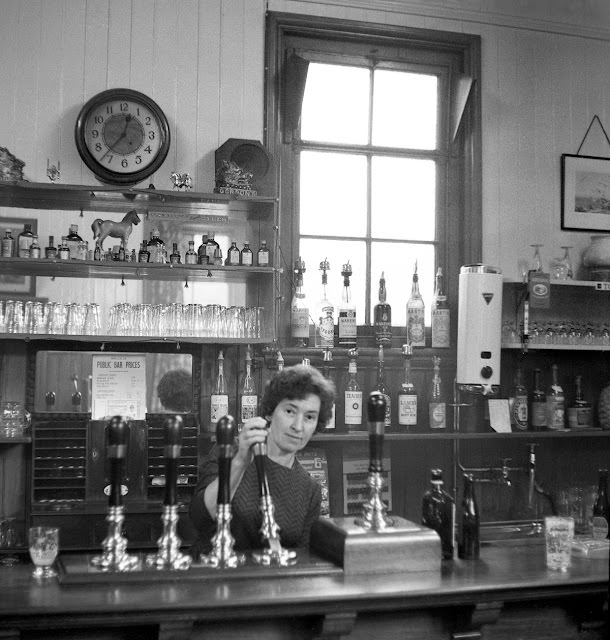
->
[75,88,170,186]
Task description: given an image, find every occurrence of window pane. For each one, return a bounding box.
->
[301,63,370,145]
[371,157,435,241]
[371,242,435,327]
[299,238,366,326]
[300,151,367,237]
[372,70,437,149]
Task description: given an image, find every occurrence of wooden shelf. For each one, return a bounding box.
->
[0,333,272,345]
[502,342,610,351]
[504,277,610,290]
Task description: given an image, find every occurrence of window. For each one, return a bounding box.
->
[265,14,481,342]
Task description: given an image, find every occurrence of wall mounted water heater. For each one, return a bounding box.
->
[456,264,503,390]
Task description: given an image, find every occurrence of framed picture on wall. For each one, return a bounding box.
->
[561,153,610,232]
[0,216,37,297]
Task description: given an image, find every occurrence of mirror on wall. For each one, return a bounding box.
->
[34,351,193,414]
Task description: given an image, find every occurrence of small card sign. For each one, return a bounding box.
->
[488,399,512,433]
[91,354,146,420]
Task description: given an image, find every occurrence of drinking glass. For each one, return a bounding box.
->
[28,526,59,579]
[544,516,574,572]
[530,244,544,272]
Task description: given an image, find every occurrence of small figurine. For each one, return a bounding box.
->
[46,159,61,183]
[170,172,193,190]
[91,209,141,250]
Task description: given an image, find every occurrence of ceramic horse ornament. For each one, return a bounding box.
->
[91,209,141,250]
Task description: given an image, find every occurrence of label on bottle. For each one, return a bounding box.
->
[257,250,269,266]
[510,395,528,430]
[531,400,546,429]
[344,390,362,425]
[398,394,417,426]
[66,238,81,260]
[338,310,357,342]
[407,309,425,347]
[185,252,198,265]
[291,308,309,339]
[546,393,565,430]
[18,235,33,258]
[591,516,609,540]
[240,394,258,421]
[317,307,335,347]
[211,394,229,424]
[429,401,446,429]
[431,309,450,348]
[241,251,253,266]
[228,250,240,265]
[2,238,13,257]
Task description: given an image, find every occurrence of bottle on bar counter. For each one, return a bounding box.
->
[398,344,417,430]
[458,473,480,560]
[567,375,592,429]
[45,235,57,259]
[407,261,425,347]
[344,349,362,431]
[428,356,446,430]
[592,468,609,540]
[211,350,229,425]
[373,271,392,347]
[257,240,270,266]
[509,367,528,431]
[431,267,450,348]
[185,241,197,265]
[322,348,336,432]
[239,347,258,425]
[422,468,455,560]
[17,223,34,258]
[545,364,565,430]
[315,258,334,348]
[530,368,546,431]
[226,241,240,266]
[291,257,309,347]
[338,261,357,347]
[374,345,391,429]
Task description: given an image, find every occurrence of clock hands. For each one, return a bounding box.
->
[99,114,133,162]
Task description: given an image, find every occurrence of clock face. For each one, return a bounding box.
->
[75,89,170,185]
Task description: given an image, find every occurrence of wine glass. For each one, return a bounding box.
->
[530,244,544,272]
[28,526,59,579]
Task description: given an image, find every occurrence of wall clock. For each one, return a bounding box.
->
[75,88,170,186]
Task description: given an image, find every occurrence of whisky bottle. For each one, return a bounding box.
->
[322,348,336,432]
[185,240,198,264]
[431,267,450,348]
[147,227,166,263]
[592,468,609,539]
[45,235,57,259]
[509,367,528,431]
[17,223,34,258]
[169,242,181,264]
[398,343,417,429]
[138,241,150,263]
[407,261,425,347]
[65,224,83,259]
[567,375,592,429]
[239,347,258,424]
[530,368,546,431]
[338,261,357,347]
[197,233,209,264]
[29,235,41,259]
[428,356,446,430]
[458,473,480,560]
[240,241,253,266]
[422,468,455,560]
[291,257,309,347]
[211,350,229,425]
[257,240,270,266]
[315,258,335,348]
[1,229,14,257]
[226,241,240,266]
[374,345,392,429]
[545,363,565,430]
[344,349,362,431]
[373,271,392,347]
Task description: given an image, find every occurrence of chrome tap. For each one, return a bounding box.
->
[526,443,557,515]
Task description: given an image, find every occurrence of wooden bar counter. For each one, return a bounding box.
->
[0,543,607,640]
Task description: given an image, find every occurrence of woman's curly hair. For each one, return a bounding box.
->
[260,364,336,432]
[157,368,193,412]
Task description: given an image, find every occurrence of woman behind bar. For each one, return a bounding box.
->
[189,364,335,556]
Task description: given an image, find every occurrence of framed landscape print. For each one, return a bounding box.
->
[0,216,37,297]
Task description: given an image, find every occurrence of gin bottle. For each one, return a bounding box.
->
[338,261,357,346]
[211,350,229,425]
[315,258,334,348]
[290,257,309,347]
[373,271,392,347]
[422,468,455,560]
[398,343,417,429]
[407,261,425,347]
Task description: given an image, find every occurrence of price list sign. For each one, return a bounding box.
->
[91,354,146,420]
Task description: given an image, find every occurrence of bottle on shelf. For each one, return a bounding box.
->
[315,258,335,348]
[17,223,34,258]
[407,260,425,347]
[257,240,270,266]
[65,224,83,259]
[421,468,455,560]
[344,348,362,431]
[239,347,258,425]
[276,350,284,372]
[373,271,392,347]
[322,348,336,432]
[77,239,88,260]
[530,368,546,431]
[592,469,609,540]
[58,237,70,260]
[1,229,14,257]
[431,267,450,348]
[185,240,198,264]
[211,350,229,425]
[458,473,480,560]
[129,248,136,262]
[428,355,446,430]
[214,246,223,265]
[240,241,253,266]
[567,375,592,429]
[398,343,417,430]
[509,367,528,431]
[117,245,126,262]
[147,227,166,263]
[44,235,57,260]
[197,232,209,264]
[205,232,220,264]
[29,235,40,259]
[169,242,181,264]
[138,240,150,263]
[291,257,309,347]
[338,261,357,347]
[226,241,241,266]
[374,345,392,429]
[545,363,565,430]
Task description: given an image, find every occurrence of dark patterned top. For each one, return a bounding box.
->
[189,448,322,557]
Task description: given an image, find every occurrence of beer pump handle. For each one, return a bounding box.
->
[367,392,386,474]
[163,415,183,506]
[106,415,129,508]
[252,421,271,498]
[216,415,236,506]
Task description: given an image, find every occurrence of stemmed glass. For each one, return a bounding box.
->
[28,526,59,579]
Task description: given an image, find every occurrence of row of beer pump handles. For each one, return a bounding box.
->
[91,391,391,572]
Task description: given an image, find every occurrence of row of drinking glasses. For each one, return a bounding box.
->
[502,320,610,346]
[107,303,264,338]
[0,300,102,335]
